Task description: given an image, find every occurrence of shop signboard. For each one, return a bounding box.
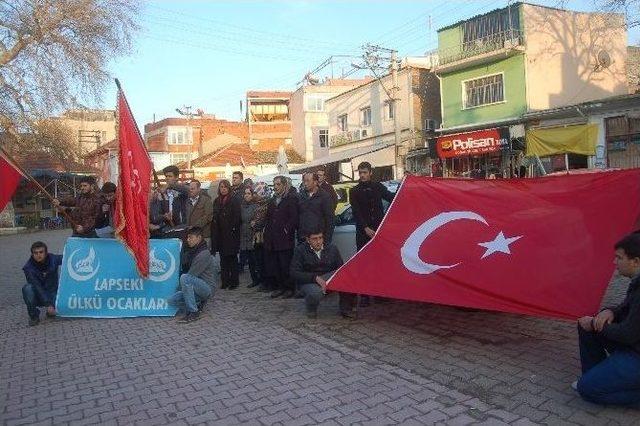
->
[437,128,510,158]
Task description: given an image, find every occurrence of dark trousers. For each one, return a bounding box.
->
[239,249,260,286]
[22,283,56,320]
[577,325,640,406]
[220,254,239,289]
[265,249,294,291]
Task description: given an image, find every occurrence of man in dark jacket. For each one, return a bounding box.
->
[186,179,213,244]
[161,165,189,227]
[298,172,334,243]
[52,176,101,237]
[575,233,640,406]
[95,181,116,238]
[231,171,246,201]
[290,229,343,318]
[263,175,298,298]
[22,241,62,326]
[168,227,216,323]
[316,168,338,212]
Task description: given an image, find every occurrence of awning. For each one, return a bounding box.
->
[526,124,598,157]
[290,143,395,172]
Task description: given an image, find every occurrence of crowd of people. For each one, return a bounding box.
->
[17,162,640,407]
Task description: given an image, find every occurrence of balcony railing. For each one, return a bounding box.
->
[438,29,523,66]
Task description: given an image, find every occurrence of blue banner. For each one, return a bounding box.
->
[56,238,181,318]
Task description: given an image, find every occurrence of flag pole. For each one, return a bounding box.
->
[0,146,78,228]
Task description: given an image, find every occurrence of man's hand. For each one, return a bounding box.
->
[162,212,172,221]
[75,225,84,234]
[46,306,56,317]
[149,223,161,231]
[52,198,61,207]
[364,227,375,238]
[594,309,615,332]
[578,316,594,332]
[102,204,110,213]
[315,276,327,294]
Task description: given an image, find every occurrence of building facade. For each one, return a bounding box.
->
[290,78,373,163]
[246,91,293,152]
[52,109,117,156]
[434,2,627,178]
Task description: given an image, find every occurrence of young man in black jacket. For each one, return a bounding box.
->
[298,172,334,243]
[22,241,62,326]
[290,229,343,319]
[575,233,640,406]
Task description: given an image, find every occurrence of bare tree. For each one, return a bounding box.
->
[596,0,640,28]
[0,0,139,155]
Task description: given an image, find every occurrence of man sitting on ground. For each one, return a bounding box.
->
[290,229,343,319]
[575,232,640,406]
[168,227,216,323]
[22,241,62,326]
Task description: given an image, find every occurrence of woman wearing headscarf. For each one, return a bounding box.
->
[210,180,241,289]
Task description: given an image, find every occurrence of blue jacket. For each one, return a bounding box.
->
[23,254,63,304]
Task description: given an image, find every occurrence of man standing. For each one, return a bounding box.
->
[574,233,640,406]
[316,168,338,212]
[22,242,62,326]
[168,227,216,323]
[231,171,245,201]
[343,161,395,312]
[52,176,101,237]
[95,181,116,238]
[290,229,343,319]
[186,179,213,247]
[263,176,298,298]
[161,165,189,227]
[298,172,334,244]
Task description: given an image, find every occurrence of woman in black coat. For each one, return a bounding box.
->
[211,179,242,289]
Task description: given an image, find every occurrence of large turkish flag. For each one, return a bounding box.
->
[327,170,640,320]
[114,86,152,277]
[0,149,24,212]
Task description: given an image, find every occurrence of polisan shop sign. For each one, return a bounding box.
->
[437,128,510,158]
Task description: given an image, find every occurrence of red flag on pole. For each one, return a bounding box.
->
[327,170,640,320]
[114,82,152,277]
[0,149,26,212]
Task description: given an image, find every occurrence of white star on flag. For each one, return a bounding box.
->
[478,231,522,259]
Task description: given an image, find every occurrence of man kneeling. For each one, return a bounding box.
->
[22,241,62,326]
[169,227,216,323]
[290,229,343,319]
[575,233,640,406]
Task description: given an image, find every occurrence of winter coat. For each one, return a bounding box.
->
[290,242,343,285]
[23,254,63,305]
[240,201,259,251]
[320,181,338,212]
[350,180,395,249]
[186,192,214,236]
[161,183,189,226]
[59,192,102,236]
[181,240,216,286]
[263,189,298,252]
[210,195,241,256]
[601,275,640,354]
[298,189,334,242]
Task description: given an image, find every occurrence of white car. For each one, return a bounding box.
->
[332,181,399,261]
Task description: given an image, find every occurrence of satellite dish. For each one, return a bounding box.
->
[596,50,612,70]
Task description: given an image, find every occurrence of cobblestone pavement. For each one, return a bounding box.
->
[1,230,638,425]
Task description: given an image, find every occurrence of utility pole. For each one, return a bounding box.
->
[360,44,404,179]
[175,105,193,170]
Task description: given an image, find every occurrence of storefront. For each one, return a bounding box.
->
[430,126,525,178]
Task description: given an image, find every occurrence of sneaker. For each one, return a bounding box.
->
[247,282,259,288]
[571,380,578,391]
[179,311,201,323]
[340,310,357,320]
[197,299,208,312]
[28,318,40,327]
[270,290,286,299]
[281,289,295,299]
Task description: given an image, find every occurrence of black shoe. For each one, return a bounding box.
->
[247,282,259,288]
[294,291,304,299]
[220,284,228,290]
[196,299,208,312]
[179,311,201,323]
[340,310,357,320]
[258,286,270,292]
[28,318,40,326]
[270,290,286,299]
[282,289,295,299]
[228,284,239,290]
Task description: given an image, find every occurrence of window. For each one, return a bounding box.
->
[361,106,372,126]
[605,115,640,168]
[306,96,325,112]
[319,129,329,148]
[101,131,107,142]
[463,74,504,108]
[168,127,192,145]
[337,114,348,132]
[384,101,394,120]
[170,153,191,165]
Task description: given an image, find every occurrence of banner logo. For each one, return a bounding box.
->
[67,247,101,281]
[148,248,177,282]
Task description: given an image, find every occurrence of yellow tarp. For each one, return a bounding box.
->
[526,124,598,157]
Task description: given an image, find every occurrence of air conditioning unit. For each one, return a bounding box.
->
[361,129,368,138]
[424,119,438,132]
[352,129,361,141]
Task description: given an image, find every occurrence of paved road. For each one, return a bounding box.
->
[0,230,638,425]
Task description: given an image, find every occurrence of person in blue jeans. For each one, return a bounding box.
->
[168,227,216,323]
[22,241,62,326]
[575,232,640,406]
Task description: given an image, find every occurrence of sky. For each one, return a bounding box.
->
[103,0,640,127]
